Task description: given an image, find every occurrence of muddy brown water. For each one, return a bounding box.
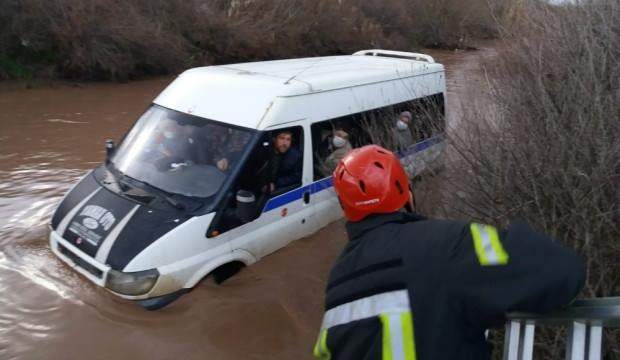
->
[0,46,494,360]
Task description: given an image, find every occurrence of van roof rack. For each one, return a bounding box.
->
[353,49,435,63]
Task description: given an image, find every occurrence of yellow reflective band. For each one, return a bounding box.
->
[380,312,417,360]
[380,314,393,360]
[400,312,417,360]
[313,329,331,359]
[470,223,509,266]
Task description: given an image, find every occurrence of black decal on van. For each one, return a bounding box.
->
[63,187,134,257]
[51,172,99,230]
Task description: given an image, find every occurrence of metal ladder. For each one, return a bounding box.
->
[503,297,620,360]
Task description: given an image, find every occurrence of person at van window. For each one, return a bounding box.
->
[214,131,251,172]
[199,126,229,165]
[393,110,414,150]
[320,128,352,176]
[313,145,585,360]
[258,130,302,193]
[151,119,196,171]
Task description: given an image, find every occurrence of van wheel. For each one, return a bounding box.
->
[211,261,245,285]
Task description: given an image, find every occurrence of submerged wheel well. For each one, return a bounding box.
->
[210,261,246,285]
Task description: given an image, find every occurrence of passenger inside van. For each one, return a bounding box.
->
[257,129,302,194]
[393,110,414,150]
[319,128,352,176]
[150,119,197,171]
[208,128,303,235]
[213,131,252,172]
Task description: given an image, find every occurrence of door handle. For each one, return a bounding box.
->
[303,191,310,204]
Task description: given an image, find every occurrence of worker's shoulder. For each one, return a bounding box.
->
[403,217,469,238]
[375,217,470,256]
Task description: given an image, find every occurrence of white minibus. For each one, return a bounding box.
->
[49,50,446,309]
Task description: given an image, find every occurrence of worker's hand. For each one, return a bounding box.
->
[216,158,229,171]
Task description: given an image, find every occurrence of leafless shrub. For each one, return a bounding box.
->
[0,0,501,80]
[406,0,498,49]
[434,0,619,357]
[204,0,397,63]
[357,98,447,182]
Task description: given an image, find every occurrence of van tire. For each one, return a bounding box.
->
[211,261,245,285]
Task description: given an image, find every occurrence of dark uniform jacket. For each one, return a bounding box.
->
[314,212,585,360]
[275,147,302,189]
[254,147,302,193]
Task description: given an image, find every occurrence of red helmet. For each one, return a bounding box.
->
[332,145,410,222]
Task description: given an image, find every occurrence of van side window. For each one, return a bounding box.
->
[358,94,445,152]
[311,94,445,180]
[398,94,445,142]
[311,113,372,180]
[311,120,350,180]
[207,126,304,236]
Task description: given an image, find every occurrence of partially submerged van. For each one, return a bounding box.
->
[49,50,446,310]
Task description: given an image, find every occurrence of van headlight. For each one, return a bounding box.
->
[105,268,159,296]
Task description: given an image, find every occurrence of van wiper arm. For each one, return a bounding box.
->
[117,173,185,211]
[158,192,186,211]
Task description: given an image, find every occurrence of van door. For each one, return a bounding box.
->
[207,124,317,259]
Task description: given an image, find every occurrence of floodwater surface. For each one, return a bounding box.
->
[0,46,494,360]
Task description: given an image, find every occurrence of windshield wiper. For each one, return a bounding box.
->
[116,177,131,192]
[119,173,185,211]
[158,192,186,211]
[108,165,188,211]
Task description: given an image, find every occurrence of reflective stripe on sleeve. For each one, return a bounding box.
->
[380,311,417,360]
[318,290,417,359]
[321,290,410,330]
[401,312,416,360]
[380,314,393,360]
[313,329,331,360]
[470,223,509,266]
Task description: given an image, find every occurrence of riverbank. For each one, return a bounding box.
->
[0,0,503,81]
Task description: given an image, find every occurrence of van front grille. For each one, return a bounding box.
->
[58,244,103,279]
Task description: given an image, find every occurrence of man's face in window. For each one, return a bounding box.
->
[274,132,292,154]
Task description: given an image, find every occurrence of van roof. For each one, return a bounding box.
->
[153,53,444,129]
[189,54,442,96]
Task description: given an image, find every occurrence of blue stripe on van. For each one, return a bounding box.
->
[310,176,334,193]
[397,135,443,158]
[262,135,442,213]
[263,186,307,212]
[262,177,333,212]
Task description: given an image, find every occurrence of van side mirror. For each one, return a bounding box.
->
[105,139,115,162]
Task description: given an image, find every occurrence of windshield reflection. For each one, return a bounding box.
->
[111,105,254,200]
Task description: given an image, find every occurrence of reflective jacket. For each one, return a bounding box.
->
[314,212,585,360]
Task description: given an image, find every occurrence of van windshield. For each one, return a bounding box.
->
[111,105,255,199]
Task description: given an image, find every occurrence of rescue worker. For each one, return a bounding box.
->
[313,145,585,360]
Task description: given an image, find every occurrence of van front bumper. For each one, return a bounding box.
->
[49,230,164,300]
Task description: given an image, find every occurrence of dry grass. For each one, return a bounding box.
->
[432,0,619,357]
[0,0,499,80]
